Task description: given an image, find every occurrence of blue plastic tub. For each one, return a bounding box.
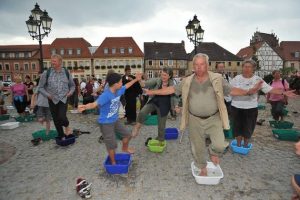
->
[103,153,132,174]
[55,134,76,146]
[230,140,252,155]
[165,128,179,140]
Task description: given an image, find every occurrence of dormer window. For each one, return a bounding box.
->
[295,51,300,58]
[128,47,133,54]
[104,48,108,54]
[112,48,116,54]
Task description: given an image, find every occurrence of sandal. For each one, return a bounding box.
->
[76,178,92,199]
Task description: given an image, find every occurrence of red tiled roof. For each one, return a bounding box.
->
[279,41,300,61]
[93,37,144,58]
[236,42,263,59]
[49,38,92,58]
[0,45,40,52]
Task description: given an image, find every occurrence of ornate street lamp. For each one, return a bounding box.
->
[26,3,52,73]
[185,15,204,55]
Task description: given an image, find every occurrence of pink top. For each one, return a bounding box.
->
[11,83,26,97]
[269,79,289,101]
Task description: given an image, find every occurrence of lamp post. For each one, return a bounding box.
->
[185,15,204,55]
[26,3,52,73]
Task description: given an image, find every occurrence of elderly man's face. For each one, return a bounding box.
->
[193,57,208,76]
[51,57,61,68]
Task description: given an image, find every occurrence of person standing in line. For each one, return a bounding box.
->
[122,66,143,125]
[38,54,75,139]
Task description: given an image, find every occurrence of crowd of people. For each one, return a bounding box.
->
[0,53,299,197]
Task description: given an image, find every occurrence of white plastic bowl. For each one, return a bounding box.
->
[70,109,79,114]
[191,161,224,185]
[0,122,20,130]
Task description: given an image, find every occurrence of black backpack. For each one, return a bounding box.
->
[46,67,70,85]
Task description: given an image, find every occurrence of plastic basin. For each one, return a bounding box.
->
[144,115,158,126]
[15,114,36,122]
[32,129,58,141]
[283,108,288,116]
[103,153,132,174]
[55,134,76,146]
[165,128,179,140]
[0,122,20,130]
[269,120,294,129]
[257,103,266,110]
[191,162,224,185]
[272,129,300,141]
[230,140,252,155]
[147,139,166,153]
[0,114,10,121]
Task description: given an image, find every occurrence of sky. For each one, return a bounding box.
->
[0,0,299,54]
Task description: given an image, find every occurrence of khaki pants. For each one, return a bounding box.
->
[137,103,167,141]
[188,113,228,169]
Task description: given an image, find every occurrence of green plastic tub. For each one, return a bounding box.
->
[144,115,158,126]
[147,139,166,153]
[257,103,266,110]
[272,129,300,141]
[269,121,294,129]
[283,108,288,116]
[15,114,36,122]
[32,129,58,141]
[0,114,10,121]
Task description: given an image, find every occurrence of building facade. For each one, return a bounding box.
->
[188,42,243,77]
[144,41,188,78]
[280,41,300,71]
[93,37,144,79]
[237,31,283,77]
[0,45,43,81]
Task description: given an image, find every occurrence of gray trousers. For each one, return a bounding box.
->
[188,113,228,169]
[137,103,167,141]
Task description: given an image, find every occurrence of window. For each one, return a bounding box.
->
[295,52,300,58]
[107,60,111,66]
[237,62,240,66]
[128,47,133,54]
[228,62,231,66]
[147,70,153,78]
[24,52,29,58]
[68,49,73,55]
[209,62,211,66]
[19,52,24,58]
[0,53,4,58]
[43,62,47,68]
[10,53,14,58]
[5,53,9,58]
[51,49,56,55]
[168,60,173,66]
[15,52,19,58]
[60,48,64,55]
[5,64,9,70]
[104,48,108,54]
[120,48,125,54]
[67,61,72,67]
[159,60,164,66]
[14,63,19,70]
[291,63,295,67]
[63,61,66,67]
[0,64,2,70]
[0,75,2,81]
[85,61,89,66]
[32,63,36,70]
[112,48,116,54]
[77,48,81,55]
[24,63,29,70]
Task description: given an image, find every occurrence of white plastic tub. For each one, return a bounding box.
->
[6,106,15,110]
[191,161,224,185]
[0,122,20,130]
[70,109,79,114]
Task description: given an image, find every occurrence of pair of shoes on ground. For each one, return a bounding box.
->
[76,178,92,199]
[31,138,41,146]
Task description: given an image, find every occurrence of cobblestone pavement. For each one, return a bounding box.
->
[0,96,299,200]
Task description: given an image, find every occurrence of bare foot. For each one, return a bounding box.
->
[210,155,220,165]
[200,167,207,176]
[122,147,135,154]
[64,127,72,135]
[131,126,139,138]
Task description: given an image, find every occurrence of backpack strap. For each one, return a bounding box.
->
[282,79,286,91]
[46,67,70,84]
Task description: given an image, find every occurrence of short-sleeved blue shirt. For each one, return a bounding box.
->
[97,86,126,124]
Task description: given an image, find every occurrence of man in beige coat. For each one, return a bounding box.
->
[144,53,263,176]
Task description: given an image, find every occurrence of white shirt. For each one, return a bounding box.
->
[80,82,86,90]
[222,74,232,102]
[231,74,272,109]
